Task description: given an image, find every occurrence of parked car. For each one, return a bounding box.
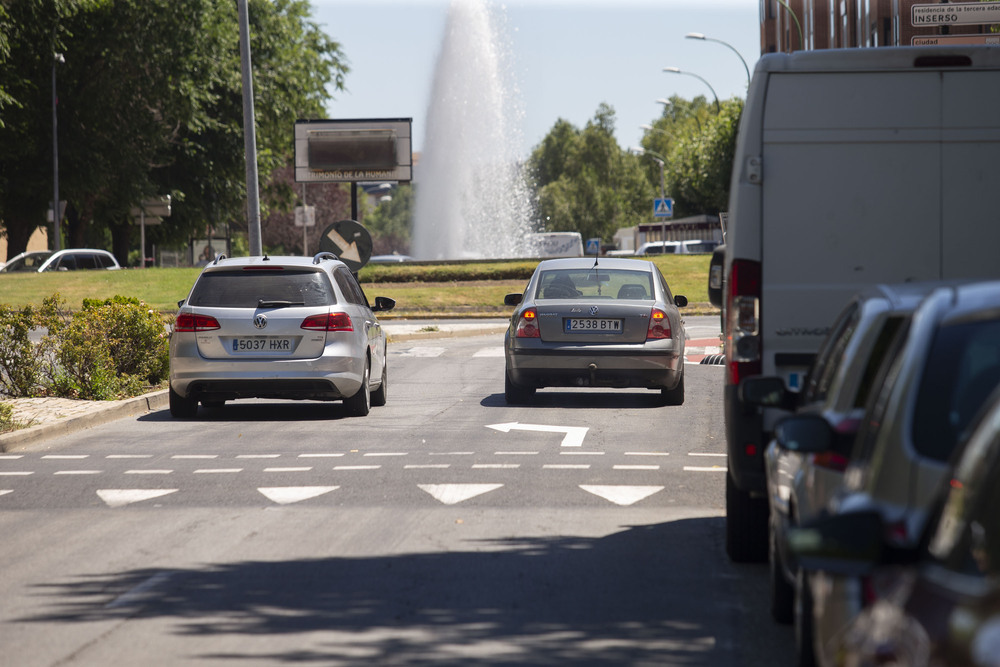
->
[502,257,687,405]
[791,384,1000,667]
[369,254,414,263]
[634,240,680,256]
[772,280,1000,667]
[741,282,940,665]
[168,252,395,418]
[0,248,120,272]
[678,239,719,254]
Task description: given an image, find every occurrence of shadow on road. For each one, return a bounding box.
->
[17,517,788,666]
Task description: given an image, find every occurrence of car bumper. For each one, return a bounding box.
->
[169,339,365,401]
[505,340,682,389]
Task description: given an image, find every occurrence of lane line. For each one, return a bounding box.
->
[43,455,89,460]
[264,467,312,473]
[613,465,660,471]
[333,465,381,471]
[54,470,102,475]
[125,470,173,475]
[194,468,243,474]
[237,454,280,459]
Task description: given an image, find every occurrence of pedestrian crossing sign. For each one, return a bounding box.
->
[654,197,674,218]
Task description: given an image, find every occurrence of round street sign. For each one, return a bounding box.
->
[318,219,373,272]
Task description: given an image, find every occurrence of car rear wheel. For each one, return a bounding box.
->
[504,370,535,404]
[169,384,198,419]
[371,360,388,407]
[725,473,769,562]
[770,517,795,624]
[661,371,685,406]
[344,361,371,417]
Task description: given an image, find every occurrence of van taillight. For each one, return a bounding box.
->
[301,312,353,331]
[727,259,762,385]
[516,308,540,338]
[174,313,220,332]
[647,308,671,340]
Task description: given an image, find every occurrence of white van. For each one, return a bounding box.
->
[723,47,1000,562]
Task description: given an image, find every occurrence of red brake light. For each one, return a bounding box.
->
[301,312,353,332]
[516,308,540,338]
[647,308,671,339]
[726,259,762,385]
[174,313,220,332]
[810,451,849,472]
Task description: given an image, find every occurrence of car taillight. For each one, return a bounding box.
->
[516,308,540,338]
[647,308,671,340]
[810,451,849,472]
[174,313,220,332]
[301,312,353,331]
[726,258,762,385]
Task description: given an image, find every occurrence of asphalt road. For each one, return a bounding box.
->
[0,319,792,666]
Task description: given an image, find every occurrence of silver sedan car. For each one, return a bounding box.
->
[503,257,687,405]
[168,252,394,418]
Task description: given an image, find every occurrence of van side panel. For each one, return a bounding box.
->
[761,72,943,381]
[941,71,1000,278]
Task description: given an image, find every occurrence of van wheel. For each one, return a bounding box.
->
[169,385,198,419]
[661,371,685,405]
[371,361,388,407]
[725,473,769,562]
[344,361,371,417]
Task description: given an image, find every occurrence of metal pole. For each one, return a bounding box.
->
[302,184,308,256]
[52,53,64,251]
[656,158,666,243]
[237,0,262,256]
[140,209,146,268]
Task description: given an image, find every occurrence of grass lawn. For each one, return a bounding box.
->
[0,255,719,317]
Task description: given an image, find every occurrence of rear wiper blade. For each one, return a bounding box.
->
[257,299,305,308]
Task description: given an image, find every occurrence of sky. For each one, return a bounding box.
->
[310,0,761,158]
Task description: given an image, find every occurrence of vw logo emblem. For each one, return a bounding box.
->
[590,306,599,316]
[253,314,268,329]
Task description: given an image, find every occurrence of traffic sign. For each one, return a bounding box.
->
[653,197,674,219]
[318,219,373,272]
[294,205,315,228]
[585,237,601,254]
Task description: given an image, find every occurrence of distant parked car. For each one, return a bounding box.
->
[369,254,414,263]
[0,248,120,273]
[168,252,395,418]
[792,384,1000,667]
[634,241,680,256]
[502,256,687,405]
[678,239,720,254]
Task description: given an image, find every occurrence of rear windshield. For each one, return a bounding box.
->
[188,269,336,308]
[535,268,655,300]
[912,318,1000,461]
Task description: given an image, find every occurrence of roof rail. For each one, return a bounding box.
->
[212,253,227,265]
[313,251,338,264]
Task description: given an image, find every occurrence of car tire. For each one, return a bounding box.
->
[661,371,685,406]
[770,517,795,624]
[371,360,388,407]
[169,384,198,419]
[725,473,769,562]
[344,361,371,417]
[794,570,818,667]
[504,370,535,404]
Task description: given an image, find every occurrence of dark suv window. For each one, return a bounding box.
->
[188,269,336,308]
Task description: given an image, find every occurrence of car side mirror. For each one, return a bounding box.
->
[674,295,688,308]
[177,299,185,308]
[773,413,835,453]
[504,293,523,307]
[372,296,396,313]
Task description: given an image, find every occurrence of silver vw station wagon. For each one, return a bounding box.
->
[168,252,394,418]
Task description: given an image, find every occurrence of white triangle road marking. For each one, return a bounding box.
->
[418,483,503,505]
[258,486,340,505]
[472,347,505,358]
[97,489,178,508]
[579,485,664,506]
[0,490,12,497]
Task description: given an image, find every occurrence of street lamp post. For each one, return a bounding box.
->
[631,147,669,244]
[775,0,804,52]
[663,66,720,113]
[52,52,65,251]
[685,32,750,87]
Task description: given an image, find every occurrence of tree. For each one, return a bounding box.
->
[529,104,653,243]
[0,0,348,264]
[364,184,413,255]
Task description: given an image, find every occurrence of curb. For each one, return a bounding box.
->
[0,390,169,453]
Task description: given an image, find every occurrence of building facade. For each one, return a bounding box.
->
[761,0,1000,53]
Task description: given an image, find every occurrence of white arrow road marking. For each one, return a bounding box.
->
[580,485,664,506]
[97,489,178,508]
[418,483,503,505]
[325,228,361,263]
[394,347,446,358]
[0,490,12,497]
[486,422,589,447]
[258,486,339,505]
[472,347,505,357]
